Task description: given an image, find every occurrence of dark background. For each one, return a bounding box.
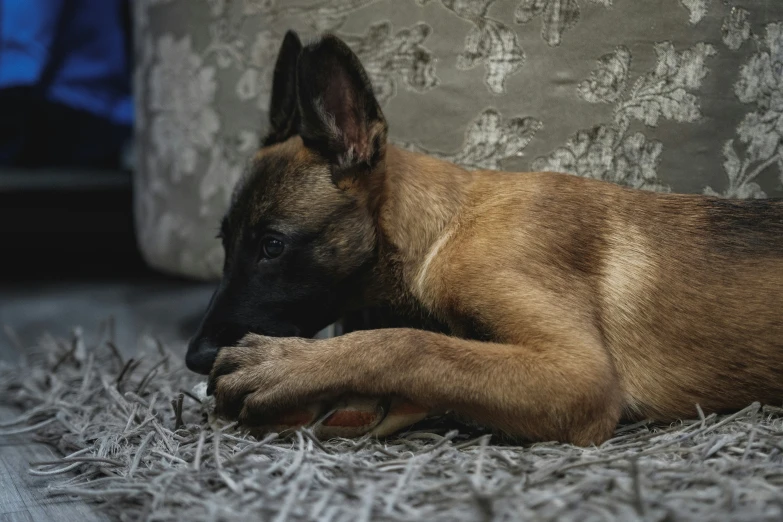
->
[0,0,215,356]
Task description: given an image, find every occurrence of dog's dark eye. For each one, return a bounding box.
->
[261,237,284,259]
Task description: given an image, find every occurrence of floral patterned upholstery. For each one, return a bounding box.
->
[133,0,783,280]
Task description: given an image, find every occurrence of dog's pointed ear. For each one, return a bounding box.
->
[263,30,303,146]
[297,34,387,178]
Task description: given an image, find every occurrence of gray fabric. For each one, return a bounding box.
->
[2,330,783,521]
[133,0,783,279]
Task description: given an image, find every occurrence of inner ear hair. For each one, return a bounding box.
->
[296,34,388,176]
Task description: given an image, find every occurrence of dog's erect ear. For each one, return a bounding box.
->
[263,30,303,147]
[297,34,387,176]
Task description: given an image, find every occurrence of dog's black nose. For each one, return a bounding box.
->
[186,337,219,375]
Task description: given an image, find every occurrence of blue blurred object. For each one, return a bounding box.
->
[0,0,133,168]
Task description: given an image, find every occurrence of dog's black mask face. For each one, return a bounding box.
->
[186,30,388,374]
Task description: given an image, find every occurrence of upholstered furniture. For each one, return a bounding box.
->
[133,0,783,280]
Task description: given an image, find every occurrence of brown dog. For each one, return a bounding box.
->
[186,30,783,446]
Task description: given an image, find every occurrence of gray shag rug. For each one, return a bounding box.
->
[1,327,783,522]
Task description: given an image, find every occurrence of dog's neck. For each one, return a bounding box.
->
[368,145,475,310]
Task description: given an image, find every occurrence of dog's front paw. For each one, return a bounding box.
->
[205,333,432,438]
[206,334,329,426]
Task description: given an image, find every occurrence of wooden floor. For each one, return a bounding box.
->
[0,406,107,521]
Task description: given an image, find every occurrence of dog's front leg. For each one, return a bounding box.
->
[208,328,622,445]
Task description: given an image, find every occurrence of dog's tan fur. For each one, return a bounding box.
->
[205,33,783,446]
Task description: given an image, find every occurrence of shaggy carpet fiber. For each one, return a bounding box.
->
[1,328,782,522]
